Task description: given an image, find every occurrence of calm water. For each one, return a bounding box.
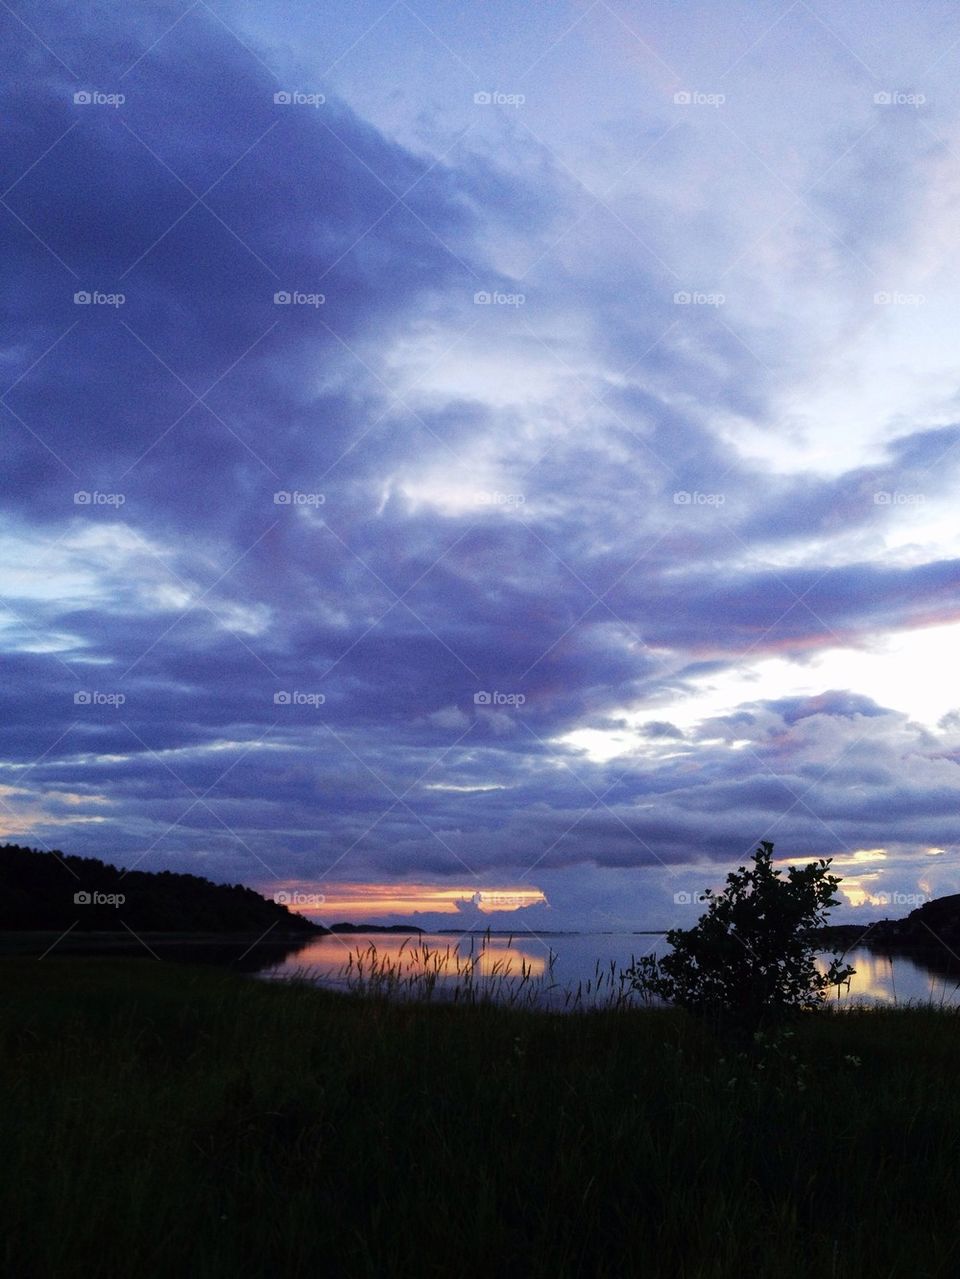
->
[256,931,960,1010]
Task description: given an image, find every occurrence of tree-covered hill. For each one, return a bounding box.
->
[0,844,324,935]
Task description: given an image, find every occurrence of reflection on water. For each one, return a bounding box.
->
[260,932,596,1008]
[271,933,547,982]
[257,933,960,1010]
[819,948,960,1007]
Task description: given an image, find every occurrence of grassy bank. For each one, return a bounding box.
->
[2,959,959,1278]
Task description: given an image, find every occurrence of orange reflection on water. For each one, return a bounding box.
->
[470,943,546,978]
[817,949,953,1005]
[817,950,895,1004]
[270,932,547,982]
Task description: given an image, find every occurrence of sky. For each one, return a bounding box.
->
[3,0,960,932]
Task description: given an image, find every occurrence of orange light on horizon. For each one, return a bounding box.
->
[265,880,548,919]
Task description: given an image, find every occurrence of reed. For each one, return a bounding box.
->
[2,956,959,1278]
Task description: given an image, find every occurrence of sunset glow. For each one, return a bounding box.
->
[269,882,549,920]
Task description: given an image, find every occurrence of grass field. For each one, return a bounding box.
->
[2,957,959,1278]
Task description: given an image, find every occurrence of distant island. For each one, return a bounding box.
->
[0,843,322,936]
[327,922,424,934]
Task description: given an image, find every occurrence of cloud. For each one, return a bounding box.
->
[4,1,960,928]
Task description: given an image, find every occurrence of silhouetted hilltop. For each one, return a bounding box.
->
[812,893,960,969]
[0,844,324,935]
[870,894,960,953]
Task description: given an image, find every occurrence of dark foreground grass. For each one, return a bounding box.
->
[2,959,959,1279]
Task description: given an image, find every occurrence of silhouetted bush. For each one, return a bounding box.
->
[625,841,854,1032]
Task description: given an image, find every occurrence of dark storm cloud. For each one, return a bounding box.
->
[1,8,489,523]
